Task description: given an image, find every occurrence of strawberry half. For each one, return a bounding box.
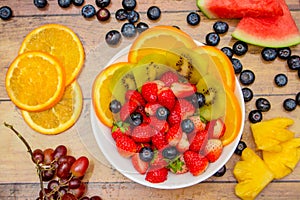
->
[204,139,223,163]
[165,124,182,146]
[170,82,196,98]
[176,132,190,153]
[149,116,169,133]
[131,153,149,175]
[120,100,139,122]
[183,150,209,176]
[189,129,208,153]
[188,115,206,133]
[115,135,137,158]
[145,167,168,183]
[141,82,159,103]
[151,131,168,150]
[144,102,161,116]
[131,123,153,143]
[160,71,179,87]
[206,118,226,139]
[125,90,146,106]
[157,87,176,111]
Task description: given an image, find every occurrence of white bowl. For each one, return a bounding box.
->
[90,44,245,189]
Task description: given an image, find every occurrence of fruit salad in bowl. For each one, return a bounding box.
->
[91,26,245,189]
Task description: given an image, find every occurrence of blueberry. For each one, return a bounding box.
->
[109,100,122,113]
[122,0,136,11]
[242,87,253,102]
[95,0,110,8]
[221,47,234,59]
[58,0,72,8]
[295,92,300,106]
[0,6,13,20]
[72,0,84,6]
[156,107,169,120]
[248,110,263,123]
[81,4,96,18]
[34,0,48,8]
[261,47,277,61]
[283,98,297,111]
[115,9,128,21]
[136,22,149,33]
[277,47,291,60]
[105,30,121,46]
[239,69,255,85]
[162,146,179,160]
[233,41,248,56]
[121,22,137,38]
[186,12,200,26]
[181,118,194,134]
[96,8,110,21]
[205,32,220,46]
[129,112,143,126]
[287,55,300,70]
[127,10,139,23]
[213,165,226,177]
[213,21,229,34]
[234,141,247,156]
[255,97,271,112]
[191,92,206,108]
[274,73,288,87]
[139,147,154,162]
[231,58,243,74]
[147,6,161,20]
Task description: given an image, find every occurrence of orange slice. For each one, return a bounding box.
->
[21,81,83,135]
[128,25,197,63]
[19,24,85,86]
[221,86,242,146]
[92,62,131,127]
[5,51,66,112]
[195,46,236,91]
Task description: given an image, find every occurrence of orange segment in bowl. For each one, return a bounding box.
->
[221,86,242,146]
[92,62,131,127]
[195,46,236,91]
[21,81,83,135]
[5,51,66,112]
[128,25,197,63]
[19,24,85,86]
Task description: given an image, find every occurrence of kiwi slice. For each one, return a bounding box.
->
[196,74,226,121]
[165,47,209,84]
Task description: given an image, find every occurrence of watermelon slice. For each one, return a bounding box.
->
[197,0,283,19]
[232,0,300,47]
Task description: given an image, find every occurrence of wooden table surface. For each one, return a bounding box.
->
[0,0,300,199]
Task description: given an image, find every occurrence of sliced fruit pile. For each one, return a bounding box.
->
[5,24,84,134]
[92,26,243,183]
[197,0,300,47]
[233,117,300,199]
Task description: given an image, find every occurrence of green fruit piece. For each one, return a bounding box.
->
[165,47,209,84]
[197,74,226,120]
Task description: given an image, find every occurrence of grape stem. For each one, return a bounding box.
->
[4,122,46,199]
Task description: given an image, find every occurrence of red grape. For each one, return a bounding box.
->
[70,182,86,198]
[47,179,60,191]
[91,196,103,200]
[42,169,55,181]
[32,149,44,164]
[57,162,71,179]
[53,145,67,160]
[61,193,77,200]
[68,178,81,189]
[58,155,76,166]
[43,148,54,165]
[70,156,89,177]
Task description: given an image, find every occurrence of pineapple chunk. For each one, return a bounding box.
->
[263,138,300,179]
[250,117,294,152]
[233,148,274,200]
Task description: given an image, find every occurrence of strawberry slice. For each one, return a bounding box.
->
[145,167,169,183]
[189,129,208,153]
[165,124,182,146]
[125,90,146,106]
[131,153,149,175]
[131,123,153,143]
[115,135,137,158]
[144,102,161,116]
[160,71,179,87]
[176,132,190,153]
[183,150,209,176]
[188,115,206,133]
[171,82,196,98]
[204,139,223,163]
[206,118,226,139]
[119,100,138,122]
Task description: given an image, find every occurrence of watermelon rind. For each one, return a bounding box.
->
[196,0,217,19]
[232,0,300,48]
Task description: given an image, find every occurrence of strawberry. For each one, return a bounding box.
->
[131,123,153,143]
[204,139,223,163]
[206,118,226,139]
[141,82,159,103]
[125,90,146,106]
[168,155,188,174]
[120,100,138,122]
[176,132,190,153]
[149,116,169,133]
[111,121,131,141]
[160,71,179,87]
[115,135,137,158]
[170,82,196,98]
[165,124,182,146]
[144,102,161,116]
[170,99,195,122]
[145,167,168,183]
[183,150,209,176]
[188,115,206,133]
[167,106,181,127]
[157,87,176,111]
[150,150,168,168]
[151,131,168,150]
[131,153,149,175]
[189,130,208,153]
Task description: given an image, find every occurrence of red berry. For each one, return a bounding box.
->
[160,71,179,87]
[204,139,223,162]
[157,87,176,111]
[141,82,159,103]
[116,135,137,158]
[170,82,196,98]
[131,123,153,143]
[189,130,208,153]
[151,131,168,150]
[165,124,182,146]
[119,100,138,122]
[183,150,209,176]
[131,153,149,174]
[125,90,146,106]
[145,167,168,183]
